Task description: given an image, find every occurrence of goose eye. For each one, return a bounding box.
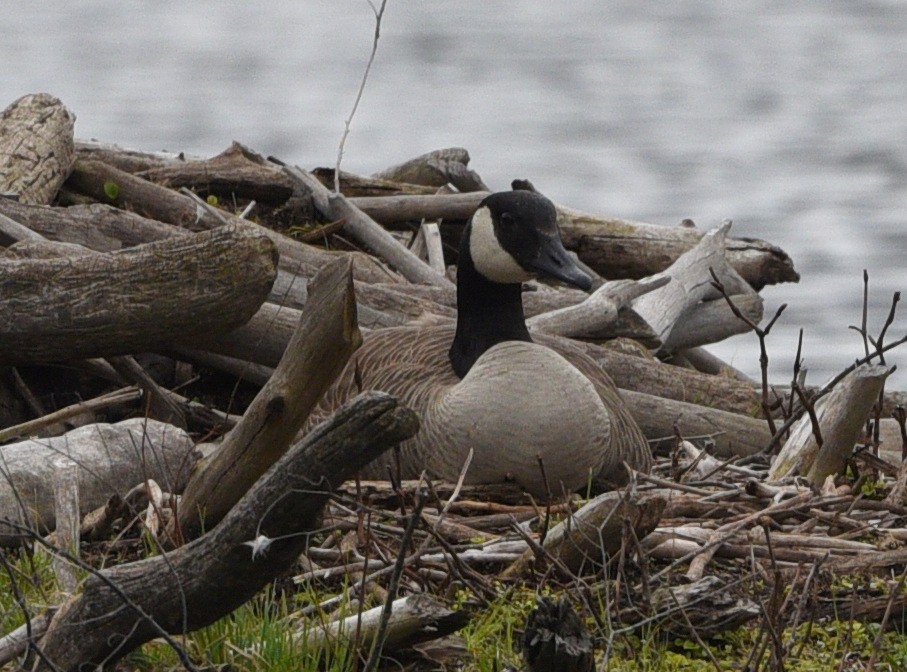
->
[500,212,514,227]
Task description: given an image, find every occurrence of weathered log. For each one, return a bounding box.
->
[0,418,196,546]
[527,276,668,342]
[66,159,399,284]
[575,341,764,417]
[177,257,362,539]
[0,223,277,365]
[75,139,191,173]
[137,141,296,204]
[557,205,799,290]
[769,364,892,485]
[620,389,772,456]
[284,165,453,287]
[351,191,485,224]
[34,392,419,670]
[644,575,760,638]
[371,147,488,192]
[299,594,468,652]
[662,294,764,351]
[503,490,666,577]
[0,93,75,204]
[0,611,54,667]
[631,222,750,350]
[348,192,799,290]
[0,196,183,249]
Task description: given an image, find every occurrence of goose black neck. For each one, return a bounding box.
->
[449,225,532,378]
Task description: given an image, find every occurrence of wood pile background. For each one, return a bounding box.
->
[1,92,906,670]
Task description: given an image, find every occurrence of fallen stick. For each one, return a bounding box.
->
[283,164,453,288]
[177,257,362,539]
[296,593,469,652]
[33,392,419,670]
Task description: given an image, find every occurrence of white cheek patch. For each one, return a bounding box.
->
[469,207,533,283]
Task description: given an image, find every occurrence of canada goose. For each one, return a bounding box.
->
[312,189,651,496]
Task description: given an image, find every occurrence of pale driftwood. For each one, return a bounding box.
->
[0,210,47,245]
[298,594,468,652]
[503,490,666,577]
[0,195,184,250]
[371,147,488,192]
[284,164,453,288]
[411,221,446,274]
[0,93,75,204]
[51,459,80,594]
[34,392,418,670]
[352,191,486,225]
[631,222,740,349]
[195,300,300,368]
[620,389,772,456]
[66,159,399,284]
[0,387,141,444]
[527,276,669,341]
[177,258,362,539]
[769,364,892,486]
[0,418,197,546]
[0,223,276,365]
[663,294,764,351]
[0,610,54,667]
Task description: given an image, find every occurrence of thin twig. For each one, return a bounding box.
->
[334,0,389,194]
[362,486,424,671]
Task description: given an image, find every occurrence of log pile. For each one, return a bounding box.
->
[0,92,906,669]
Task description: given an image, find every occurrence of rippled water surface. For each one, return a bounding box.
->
[3,1,905,386]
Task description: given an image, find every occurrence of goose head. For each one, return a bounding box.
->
[467,190,592,290]
[450,189,591,378]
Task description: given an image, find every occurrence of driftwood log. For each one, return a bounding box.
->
[769,364,892,485]
[177,257,362,539]
[65,158,398,284]
[0,93,75,204]
[370,147,489,192]
[504,489,667,578]
[345,192,799,290]
[0,223,277,365]
[283,164,453,287]
[34,392,418,670]
[0,418,196,546]
[299,593,468,652]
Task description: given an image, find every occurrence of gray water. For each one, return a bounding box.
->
[3,1,905,388]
